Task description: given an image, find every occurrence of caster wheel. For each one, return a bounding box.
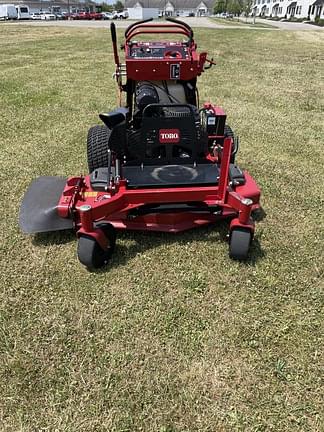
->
[229,228,252,261]
[77,223,116,270]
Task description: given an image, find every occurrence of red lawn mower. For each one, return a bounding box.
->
[19,18,261,270]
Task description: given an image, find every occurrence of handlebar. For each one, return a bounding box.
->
[124,17,153,38]
[124,18,194,44]
[110,22,120,66]
[165,17,194,41]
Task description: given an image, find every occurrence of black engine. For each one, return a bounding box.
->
[135,83,159,111]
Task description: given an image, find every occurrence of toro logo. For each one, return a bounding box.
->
[159,129,180,143]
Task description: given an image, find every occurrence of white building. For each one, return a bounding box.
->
[126,0,213,18]
[127,3,159,19]
[252,0,324,20]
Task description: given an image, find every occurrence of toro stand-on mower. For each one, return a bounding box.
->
[19,18,261,270]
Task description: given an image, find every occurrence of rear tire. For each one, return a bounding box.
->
[229,228,252,261]
[224,125,236,164]
[87,125,111,173]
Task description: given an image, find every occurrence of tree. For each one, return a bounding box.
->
[214,0,226,14]
[243,0,253,17]
[114,0,124,12]
[100,3,114,12]
[214,0,253,16]
[226,0,246,15]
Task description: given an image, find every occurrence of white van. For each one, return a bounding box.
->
[0,4,18,20]
[15,4,30,19]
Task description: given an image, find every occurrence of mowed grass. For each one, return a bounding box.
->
[0,24,323,431]
[209,17,276,28]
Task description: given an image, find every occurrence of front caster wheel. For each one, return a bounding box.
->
[77,223,116,270]
[229,228,252,261]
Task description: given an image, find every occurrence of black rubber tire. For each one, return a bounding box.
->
[87,125,111,173]
[224,125,234,140]
[77,223,116,270]
[224,125,236,164]
[229,228,252,261]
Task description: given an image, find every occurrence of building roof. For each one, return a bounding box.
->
[126,0,213,9]
[312,0,324,5]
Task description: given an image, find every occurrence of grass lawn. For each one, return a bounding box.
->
[209,17,276,28]
[0,24,323,431]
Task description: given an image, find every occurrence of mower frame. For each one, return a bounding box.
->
[19,18,261,269]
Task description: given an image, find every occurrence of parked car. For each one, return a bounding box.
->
[220,12,234,18]
[116,10,128,19]
[40,12,56,20]
[54,13,64,20]
[88,11,103,20]
[75,11,90,19]
[111,10,128,19]
[30,12,42,19]
[61,12,76,19]
[102,12,114,20]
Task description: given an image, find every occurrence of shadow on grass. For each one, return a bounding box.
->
[104,221,265,272]
[31,219,265,271]
[252,206,267,222]
[248,236,266,265]
[33,229,75,246]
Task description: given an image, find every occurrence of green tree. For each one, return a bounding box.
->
[114,0,124,11]
[214,0,226,13]
[101,3,113,12]
[243,0,253,17]
[227,0,244,15]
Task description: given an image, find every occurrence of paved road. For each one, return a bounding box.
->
[6,16,323,31]
[6,17,240,30]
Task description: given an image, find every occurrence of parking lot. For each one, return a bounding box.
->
[3,16,323,30]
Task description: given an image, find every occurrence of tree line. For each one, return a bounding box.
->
[214,0,253,16]
[100,1,124,12]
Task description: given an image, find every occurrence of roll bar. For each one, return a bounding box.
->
[124,17,154,38]
[124,17,194,44]
[166,17,194,40]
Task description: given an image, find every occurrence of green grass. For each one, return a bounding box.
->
[210,17,276,28]
[0,24,323,431]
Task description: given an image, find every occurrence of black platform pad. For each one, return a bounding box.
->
[90,163,245,190]
[125,164,220,187]
[91,164,221,190]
